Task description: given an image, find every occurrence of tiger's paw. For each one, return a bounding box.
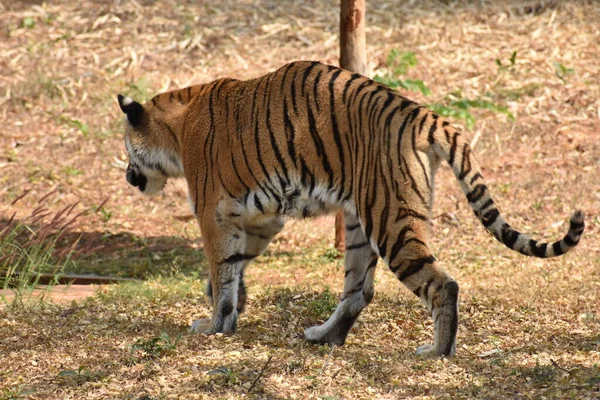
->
[189,318,215,334]
[415,343,437,358]
[304,325,347,345]
[415,343,456,358]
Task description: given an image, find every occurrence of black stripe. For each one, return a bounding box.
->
[398,255,436,281]
[552,241,564,256]
[301,61,319,96]
[329,69,346,198]
[569,219,585,232]
[422,278,435,300]
[501,224,519,248]
[222,253,257,264]
[448,131,459,167]
[401,156,427,205]
[563,234,578,246]
[342,73,361,104]
[466,184,487,204]
[266,101,289,181]
[283,99,297,165]
[478,198,495,213]
[458,143,472,180]
[254,193,264,213]
[529,240,547,257]
[481,208,499,228]
[388,226,413,264]
[346,241,370,251]
[312,70,322,112]
[412,117,431,190]
[440,280,459,356]
[307,104,334,187]
[469,172,482,185]
[290,68,299,114]
[346,223,361,231]
[427,114,438,144]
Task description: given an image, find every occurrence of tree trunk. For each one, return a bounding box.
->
[336,0,367,253]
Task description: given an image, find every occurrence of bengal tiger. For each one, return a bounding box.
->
[117,60,584,357]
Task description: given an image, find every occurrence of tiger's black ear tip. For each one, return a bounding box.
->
[117,94,144,126]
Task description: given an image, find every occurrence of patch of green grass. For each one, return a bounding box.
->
[303,287,337,320]
[129,331,180,363]
[206,366,238,386]
[320,246,341,262]
[63,166,83,176]
[0,386,36,400]
[71,243,205,278]
[524,361,557,384]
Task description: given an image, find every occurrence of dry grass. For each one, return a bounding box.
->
[0,0,599,398]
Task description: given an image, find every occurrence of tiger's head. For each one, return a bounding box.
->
[117,94,184,196]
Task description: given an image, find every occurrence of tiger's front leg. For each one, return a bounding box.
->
[190,209,253,335]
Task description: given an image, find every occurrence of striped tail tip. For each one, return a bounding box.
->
[566,209,585,246]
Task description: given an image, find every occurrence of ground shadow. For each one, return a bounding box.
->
[0,217,206,280]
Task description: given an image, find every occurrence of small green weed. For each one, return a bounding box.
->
[374,50,431,96]
[305,287,337,320]
[428,91,514,130]
[0,386,35,400]
[496,50,518,72]
[129,332,180,362]
[57,365,100,384]
[207,366,238,386]
[321,246,341,262]
[376,49,514,129]
[63,166,82,177]
[22,17,35,29]
[553,61,575,83]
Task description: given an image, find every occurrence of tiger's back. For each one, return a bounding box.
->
[118,60,584,357]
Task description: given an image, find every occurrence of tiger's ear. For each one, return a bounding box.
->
[117,94,144,127]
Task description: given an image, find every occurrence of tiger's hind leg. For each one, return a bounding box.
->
[304,213,378,345]
[386,236,459,357]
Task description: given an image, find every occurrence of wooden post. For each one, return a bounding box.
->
[336,0,367,253]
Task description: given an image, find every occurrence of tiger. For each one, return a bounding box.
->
[117,60,584,357]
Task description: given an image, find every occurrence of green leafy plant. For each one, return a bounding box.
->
[22,17,35,29]
[206,366,238,385]
[496,50,517,72]
[376,49,514,129]
[428,91,515,129]
[374,50,431,96]
[552,61,575,83]
[129,332,180,362]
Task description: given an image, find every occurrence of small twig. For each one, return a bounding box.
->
[550,359,572,375]
[248,355,273,392]
[319,344,336,375]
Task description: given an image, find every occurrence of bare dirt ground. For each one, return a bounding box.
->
[1,0,599,399]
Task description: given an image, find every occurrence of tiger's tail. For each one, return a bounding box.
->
[428,116,584,257]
